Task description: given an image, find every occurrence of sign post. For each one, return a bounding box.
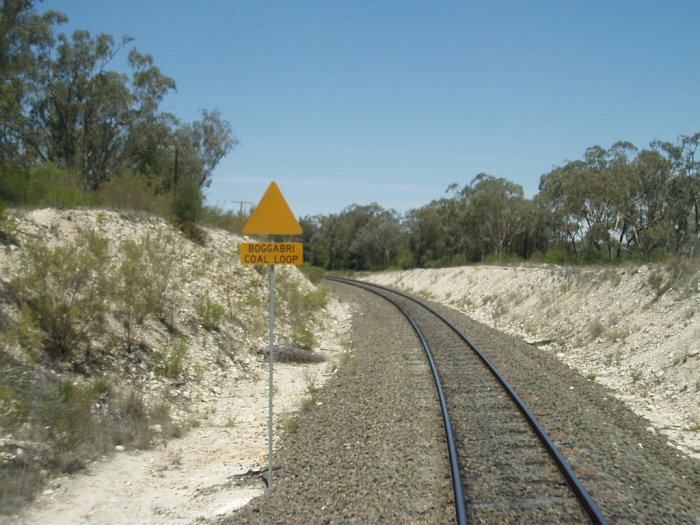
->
[240,181,303,491]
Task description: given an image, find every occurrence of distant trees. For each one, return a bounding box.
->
[303,134,699,271]
[302,204,408,271]
[537,135,699,261]
[0,0,235,211]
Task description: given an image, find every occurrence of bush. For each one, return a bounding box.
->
[0,168,29,204]
[201,205,249,234]
[151,338,189,379]
[113,234,180,348]
[276,272,329,350]
[298,263,326,284]
[12,231,110,358]
[195,293,225,331]
[25,162,89,208]
[170,178,204,241]
[95,171,166,214]
[0,200,17,244]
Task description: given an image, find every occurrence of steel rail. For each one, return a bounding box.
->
[327,276,468,525]
[326,276,609,525]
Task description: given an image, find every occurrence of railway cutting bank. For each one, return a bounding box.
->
[230,280,699,524]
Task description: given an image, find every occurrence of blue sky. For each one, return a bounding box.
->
[41,1,700,217]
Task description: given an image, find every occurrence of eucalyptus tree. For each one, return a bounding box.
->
[621,148,673,258]
[0,0,236,205]
[456,173,528,260]
[0,0,65,170]
[406,197,465,266]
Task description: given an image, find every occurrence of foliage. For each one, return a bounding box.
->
[170,177,205,241]
[276,270,329,350]
[195,293,225,331]
[301,133,700,270]
[0,349,174,515]
[0,1,235,205]
[113,234,179,349]
[0,199,17,243]
[94,171,167,214]
[150,338,189,379]
[12,230,110,358]
[298,263,326,284]
[201,205,249,234]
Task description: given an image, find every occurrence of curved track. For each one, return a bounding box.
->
[327,276,608,525]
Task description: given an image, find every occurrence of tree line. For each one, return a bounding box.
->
[0,0,235,231]
[302,134,700,270]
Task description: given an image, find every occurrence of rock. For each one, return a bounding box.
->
[115,445,126,452]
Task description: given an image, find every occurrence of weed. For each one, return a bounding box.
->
[292,325,317,350]
[0,203,17,244]
[303,369,318,395]
[195,293,225,331]
[12,305,43,361]
[687,413,700,432]
[279,413,300,434]
[151,338,189,379]
[631,368,643,383]
[300,396,315,412]
[586,372,597,381]
[647,270,669,298]
[276,272,328,350]
[338,351,360,376]
[588,318,605,340]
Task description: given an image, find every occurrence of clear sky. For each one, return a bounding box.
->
[40,1,700,217]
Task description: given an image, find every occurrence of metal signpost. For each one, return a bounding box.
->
[240,182,303,491]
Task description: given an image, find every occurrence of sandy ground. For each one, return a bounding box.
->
[9,300,351,525]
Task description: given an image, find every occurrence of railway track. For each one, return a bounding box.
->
[326,276,608,525]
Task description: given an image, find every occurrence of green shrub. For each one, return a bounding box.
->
[13,305,43,361]
[276,272,329,350]
[298,263,326,284]
[195,293,225,331]
[95,171,166,214]
[25,162,89,208]
[170,179,204,241]
[41,380,97,464]
[292,325,317,350]
[113,234,179,348]
[12,231,110,358]
[0,200,17,243]
[201,205,249,234]
[151,338,189,379]
[0,168,29,204]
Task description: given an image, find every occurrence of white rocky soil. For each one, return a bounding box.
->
[363,264,700,459]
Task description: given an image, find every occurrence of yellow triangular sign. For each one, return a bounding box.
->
[243,182,303,235]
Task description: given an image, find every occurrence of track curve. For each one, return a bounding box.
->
[327,276,608,525]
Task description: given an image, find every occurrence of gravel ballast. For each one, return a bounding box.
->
[227,282,700,524]
[227,284,455,524]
